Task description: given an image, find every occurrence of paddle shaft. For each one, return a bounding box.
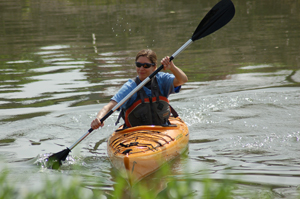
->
[68,39,194,151]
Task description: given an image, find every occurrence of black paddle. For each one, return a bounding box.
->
[46,0,235,169]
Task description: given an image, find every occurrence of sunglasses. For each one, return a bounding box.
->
[135,62,155,68]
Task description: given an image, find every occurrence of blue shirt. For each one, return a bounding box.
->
[111,72,181,110]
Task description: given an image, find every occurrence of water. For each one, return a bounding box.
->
[1,0,300,198]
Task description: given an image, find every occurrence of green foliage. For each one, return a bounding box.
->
[202,177,233,199]
[0,169,17,199]
[108,163,234,199]
[23,177,92,199]
[0,165,291,199]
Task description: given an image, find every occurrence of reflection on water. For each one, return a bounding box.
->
[0,44,134,120]
[1,0,300,198]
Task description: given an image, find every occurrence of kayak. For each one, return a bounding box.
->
[107,116,189,184]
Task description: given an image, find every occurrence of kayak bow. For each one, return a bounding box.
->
[107,117,189,184]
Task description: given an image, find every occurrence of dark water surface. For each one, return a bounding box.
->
[1,0,300,198]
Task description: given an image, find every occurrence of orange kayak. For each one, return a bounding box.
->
[107,116,189,184]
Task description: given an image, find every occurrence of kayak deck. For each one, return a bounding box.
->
[107,117,189,184]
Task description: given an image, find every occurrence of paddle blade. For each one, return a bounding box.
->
[192,0,235,41]
[46,148,70,169]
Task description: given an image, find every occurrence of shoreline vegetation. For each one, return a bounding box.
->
[0,163,290,199]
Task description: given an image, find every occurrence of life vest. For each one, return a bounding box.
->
[116,76,178,127]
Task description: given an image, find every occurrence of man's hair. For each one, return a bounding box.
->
[135,49,157,66]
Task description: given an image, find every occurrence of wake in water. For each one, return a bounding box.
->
[33,153,77,169]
